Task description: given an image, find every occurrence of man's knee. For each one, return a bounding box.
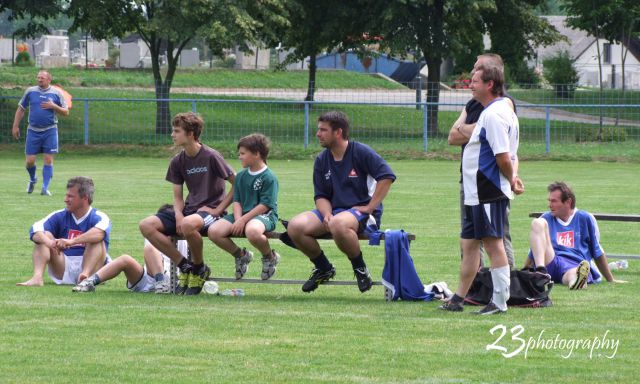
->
[530,218,547,234]
[181,215,203,236]
[287,214,308,238]
[328,214,357,236]
[139,216,160,236]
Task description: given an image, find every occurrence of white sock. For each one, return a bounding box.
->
[490,265,510,311]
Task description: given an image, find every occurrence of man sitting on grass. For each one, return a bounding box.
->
[524,181,627,289]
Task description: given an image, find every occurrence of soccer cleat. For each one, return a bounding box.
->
[174,265,192,295]
[72,279,96,293]
[154,278,171,294]
[235,249,253,280]
[354,266,373,293]
[27,178,37,194]
[301,267,336,292]
[261,250,280,280]
[474,302,507,315]
[569,260,590,290]
[438,300,464,312]
[185,264,211,295]
[41,189,52,196]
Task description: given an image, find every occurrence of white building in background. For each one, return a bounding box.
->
[234,43,270,70]
[71,38,109,66]
[31,30,70,68]
[119,34,152,68]
[0,38,14,62]
[533,16,640,89]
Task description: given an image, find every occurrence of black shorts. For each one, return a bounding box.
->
[461,199,509,240]
[155,210,219,237]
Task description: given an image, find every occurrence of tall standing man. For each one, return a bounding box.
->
[441,64,522,315]
[12,70,69,196]
[138,112,235,295]
[448,54,520,269]
[17,176,111,287]
[287,111,396,293]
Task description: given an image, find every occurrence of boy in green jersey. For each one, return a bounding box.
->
[209,134,281,280]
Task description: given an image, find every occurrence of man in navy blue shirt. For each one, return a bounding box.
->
[287,111,396,293]
[12,70,69,196]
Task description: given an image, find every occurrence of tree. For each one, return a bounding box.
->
[67,0,286,134]
[370,0,491,136]
[272,0,373,102]
[482,0,562,86]
[0,0,64,38]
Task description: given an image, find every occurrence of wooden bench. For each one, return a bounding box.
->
[529,212,640,259]
[167,231,416,293]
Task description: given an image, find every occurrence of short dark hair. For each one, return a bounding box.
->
[237,133,271,162]
[548,181,576,208]
[67,176,95,204]
[474,64,505,96]
[172,112,204,140]
[318,111,350,140]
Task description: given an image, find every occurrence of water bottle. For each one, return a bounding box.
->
[220,288,245,297]
[202,280,219,295]
[608,260,629,271]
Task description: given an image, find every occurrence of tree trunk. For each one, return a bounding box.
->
[155,80,171,135]
[425,55,442,137]
[305,53,317,102]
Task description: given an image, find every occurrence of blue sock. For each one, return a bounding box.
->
[89,274,101,285]
[154,273,165,282]
[42,164,53,191]
[27,165,36,182]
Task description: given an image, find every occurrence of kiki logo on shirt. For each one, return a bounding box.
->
[348,168,358,178]
[67,229,85,247]
[556,231,575,248]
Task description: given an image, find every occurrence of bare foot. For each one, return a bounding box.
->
[16,278,44,287]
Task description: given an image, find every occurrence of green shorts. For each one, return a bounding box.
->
[223,211,278,232]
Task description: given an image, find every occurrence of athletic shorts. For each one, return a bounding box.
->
[461,199,509,240]
[312,208,381,234]
[156,210,220,236]
[543,255,599,285]
[127,267,169,293]
[48,253,112,285]
[223,211,278,232]
[26,127,58,155]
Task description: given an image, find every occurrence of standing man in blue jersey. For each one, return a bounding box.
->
[17,176,112,287]
[525,182,626,289]
[12,70,69,196]
[441,64,522,315]
[287,111,396,293]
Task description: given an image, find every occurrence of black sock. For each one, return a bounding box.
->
[89,274,101,285]
[536,265,549,273]
[349,252,366,270]
[177,258,193,273]
[192,263,204,273]
[154,273,165,282]
[450,294,464,304]
[311,251,332,271]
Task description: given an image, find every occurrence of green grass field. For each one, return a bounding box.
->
[1,152,639,383]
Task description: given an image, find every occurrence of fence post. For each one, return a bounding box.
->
[415,75,422,110]
[423,101,428,152]
[304,102,309,149]
[84,99,90,145]
[191,100,197,113]
[545,106,550,154]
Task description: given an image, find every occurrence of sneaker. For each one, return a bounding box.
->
[354,266,373,293]
[27,178,37,194]
[154,279,171,294]
[301,267,336,292]
[41,189,52,196]
[474,302,507,315]
[235,249,253,280]
[72,279,95,293]
[261,250,280,280]
[174,265,192,295]
[569,260,590,290]
[438,300,464,312]
[185,264,211,295]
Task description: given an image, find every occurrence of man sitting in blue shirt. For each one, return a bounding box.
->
[525,181,626,289]
[287,111,396,293]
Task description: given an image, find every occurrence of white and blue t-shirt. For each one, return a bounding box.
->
[18,86,67,130]
[313,141,396,213]
[462,98,519,205]
[529,209,603,281]
[30,207,112,257]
